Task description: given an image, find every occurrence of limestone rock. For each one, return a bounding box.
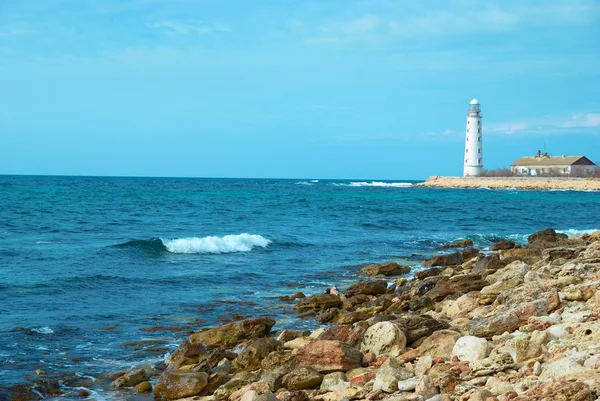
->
[372,357,413,393]
[284,337,311,350]
[166,340,209,369]
[294,295,342,312]
[515,331,547,362]
[415,375,438,399]
[490,240,516,251]
[133,381,152,393]
[261,350,296,372]
[516,380,592,401]
[539,356,592,381]
[360,262,411,277]
[319,372,350,393]
[395,314,450,344]
[468,353,515,377]
[360,321,407,357]
[189,317,276,348]
[154,370,208,401]
[423,252,463,267]
[111,366,150,388]
[295,340,363,373]
[426,274,487,302]
[235,338,280,370]
[415,355,433,376]
[451,336,488,362]
[469,312,520,339]
[528,228,568,246]
[318,324,367,346]
[418,330,461,359]
[437,239,473,249]
[282,367,323,390]
[345,280,388,296]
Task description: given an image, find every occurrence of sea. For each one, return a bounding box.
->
[1,175,599,399]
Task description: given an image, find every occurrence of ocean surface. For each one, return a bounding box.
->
[1,175,599,399]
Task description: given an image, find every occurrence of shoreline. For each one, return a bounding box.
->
[417,176,600,191]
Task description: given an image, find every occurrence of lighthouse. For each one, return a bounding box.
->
[463,98,483,176]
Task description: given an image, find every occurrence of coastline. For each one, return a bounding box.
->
[15,228,600,401]
[417,176,600,191]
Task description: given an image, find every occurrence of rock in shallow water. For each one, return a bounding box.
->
[360,262,411,277]
[189,317,276,348]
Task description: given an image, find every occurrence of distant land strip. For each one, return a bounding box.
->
[417,176,600,191]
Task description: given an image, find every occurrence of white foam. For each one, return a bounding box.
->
[295,181,314,185]
[335,181,412,188]
[31,326,54,334]
[161,234,271,254]
[557,228,599,236]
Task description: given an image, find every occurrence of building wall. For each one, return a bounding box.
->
[511,164,596,177]
[463,113,483,176]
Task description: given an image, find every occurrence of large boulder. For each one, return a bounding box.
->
[490,240,516,251]
[360,262,411,277]
[345,280,388,296]
[189,317,276,348]
[469,312,520,339]
[295,340,363,373]
[294,294,342,312]
[153,370,208,401]
[528,228,568,246]
[425,274,486,301]
[166,340,208,369]
[359,321,407,357]
[235,338,280,370]
[451,336,489,362]
[282,367,323,390]
[261,350,296,372]
[418,330,461,359]
[423,252,463,267]
[112,366,151,388]
[318,324,367,346]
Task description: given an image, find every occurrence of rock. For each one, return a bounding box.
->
[166,340,208,369]
[202,372,232,395]
[469,312,520,339]
[189,317,276,348]
[318,324,367,346]
[467,389,495,401]
[240,390,279,401]
[415,375,438,399]
[284,337,312,350]
[133,381,152,393]
[546,325,569,341]
[192,348,228,373]
[360,321,407,357]
[395,314,450,344]
[443,294,478,319]
[372,357,413,393]
[294,294,342,312]
[515,331,547,362]
[468,353,515,377]
[414,268,444,280]
[426,274,487,302]
[214,358,235,374]
[277,330,305,343]
[320,372,350,392]
[490,240,516,251]
[437,238,474,249]
[261,350,296,372]
[528,228,568,245]
[423,252,463,267]
[213,373,258,400]
[276,390,310,401]
[462,247,480,261]
[451,336,488,362]
[295,340,363,373]
[235,338,280,370]
[282,367,323,390]
[415,355,433,375]
[516,380,592,401]
[229,382,271,401]
[111,367,151,388]
[360,262,411,277]
[154,370,208,401]
[345,280,388,296]
[418,330,461,359]
[397,377,420,391]
[539,356,592,381]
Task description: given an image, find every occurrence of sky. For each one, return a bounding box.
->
[1,0,599,179]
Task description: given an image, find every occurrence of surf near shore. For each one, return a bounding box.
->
[417,176,600,191]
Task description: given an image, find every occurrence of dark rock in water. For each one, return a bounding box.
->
[461,247,480,260]
[414,268,444,280]
[294,294,342,312]
[234,338,281,370]
[345,280,388,296]
[189,317,276,348]
[133,381,153,393]
[490,240,516,251]
[409,296,434,312]
[280,292,306,302]
[318,324,368,346]
[359,262,411,277]
[423,252,463,267]
[436,238,473,249]
[295,340,363,373]
[154,370,208,401]
[112,366,151,388]
[282,367,323,390]
[426,274,486,302]
[394,314,450,344]
[528,228,568,245]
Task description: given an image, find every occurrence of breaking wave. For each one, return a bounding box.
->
[115,234,271,254]
[334,181,413,188]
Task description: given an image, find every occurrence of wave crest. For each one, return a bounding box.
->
[345,181,413,187]
[115,234,271,254]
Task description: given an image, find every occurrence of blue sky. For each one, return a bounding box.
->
[1,0,599,179]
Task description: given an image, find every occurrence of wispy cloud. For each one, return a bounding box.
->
[560,113,600,128]
[147,20,231,36]
[488,112,600,135]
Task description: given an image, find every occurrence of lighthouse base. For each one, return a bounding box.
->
[463,165,483,177]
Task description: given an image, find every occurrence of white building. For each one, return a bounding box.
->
[463,98,483,177]
[511,153,596,177]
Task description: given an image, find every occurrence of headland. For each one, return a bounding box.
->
[418,176,600,191]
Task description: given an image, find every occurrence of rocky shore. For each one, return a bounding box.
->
[418,176,600,191]
[8,229,600,401]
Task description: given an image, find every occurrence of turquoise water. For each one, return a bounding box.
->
[1,175,599,397]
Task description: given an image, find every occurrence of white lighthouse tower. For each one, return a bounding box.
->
[463,98,483,176]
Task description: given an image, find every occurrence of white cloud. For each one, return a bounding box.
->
[488,112,600,135]
[147,20,231,36]
[561,113,600,128]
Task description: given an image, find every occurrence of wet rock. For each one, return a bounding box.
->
[360,262,411,277]
[294,295,341,312]
[423,252,463,267]
[154,370,208,401]
[345,280,389,296]
[295,340,363,373]
[418,329,461,359]
[189,317,276,348]
[360,321,407,357]
[280,292,306,302]
[111,366,151,388]
[490,240,516,251]
[166,340,209,369]
[133,381,152,393]
[395,314,450,344]
[282,367,323,390]
[235,338,280,370]
[451,336,488,362]
[437,239,473,249]
[372,357,413,393]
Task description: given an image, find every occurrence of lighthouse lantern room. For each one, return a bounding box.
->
[463,98,483,176]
